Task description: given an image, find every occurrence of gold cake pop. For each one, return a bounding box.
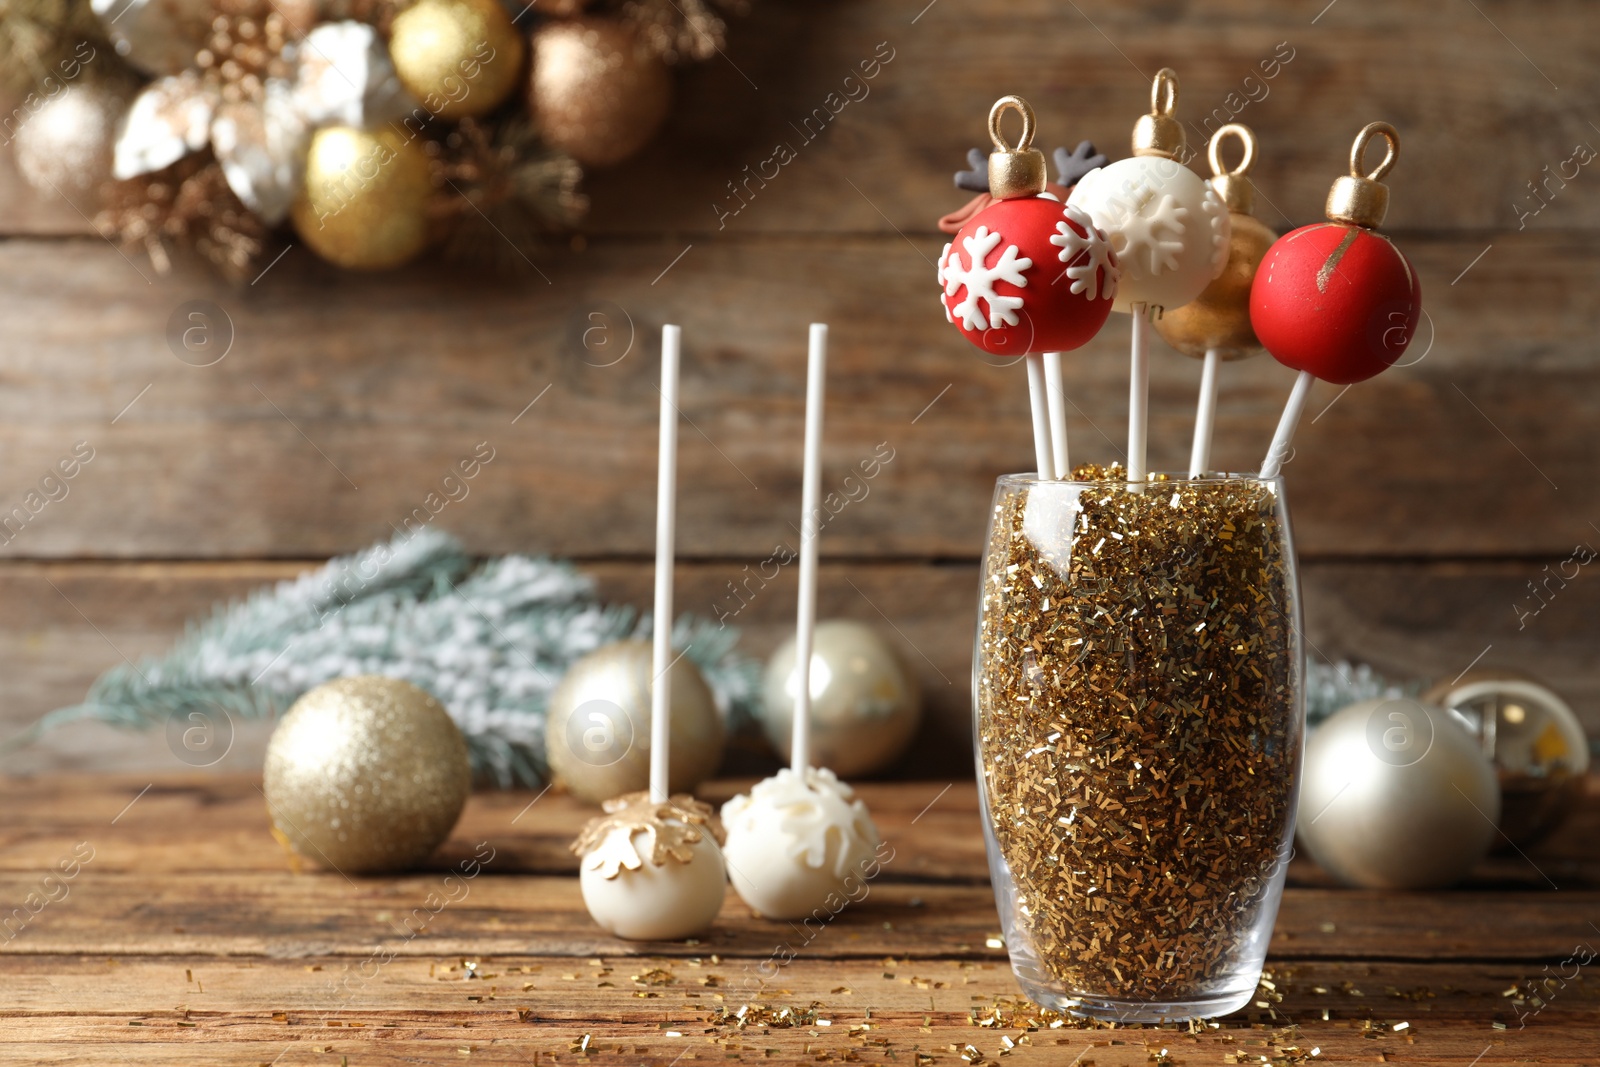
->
[1155,124,1277,360]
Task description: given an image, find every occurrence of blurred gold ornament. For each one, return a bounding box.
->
[389,0,526,121]
[528,17,671,167]
[291,125,433,270]
[1155,124,1276,361]
[760,620,921,778]
[263,676,472,874]
[1422,672,1590,848]
[13,71,138,197]
[544,639,725,805]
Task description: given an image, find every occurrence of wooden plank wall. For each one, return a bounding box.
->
[2,0,1598,775]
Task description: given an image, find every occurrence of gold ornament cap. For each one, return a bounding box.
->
[1326,121,1399,228]
[987,95,1047,199]
[1207,123,1258,215]
[1131,68,1185,159]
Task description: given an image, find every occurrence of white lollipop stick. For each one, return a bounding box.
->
[1128,306,1151,484]
[650,325,682,804]
[1188,348,1221,478]
[1024,352,1054,480]
[1260,369,1314,480]
[791,323,827,775]
[1043,351,1069,479]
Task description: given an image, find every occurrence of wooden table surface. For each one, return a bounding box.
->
[2,775,1596,1066]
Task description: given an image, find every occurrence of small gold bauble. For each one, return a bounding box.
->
[291,126,433,271]
[760,620,921,778]
[263,676,472,874]
[544,640,725,805]
[528,17,672,167]
[389,0,527,121]
[1153,212,1277,360]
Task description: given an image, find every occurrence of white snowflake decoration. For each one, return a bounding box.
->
[1120,193,1188,276]
[940,225,1033,331]
[1049,204,1119,302]
[1201,183,1230,277]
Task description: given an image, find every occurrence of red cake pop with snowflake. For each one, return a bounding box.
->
[938,96,1119,360]
[1252,122,1421,478]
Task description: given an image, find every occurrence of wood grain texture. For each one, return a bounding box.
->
[0,775,1595,1065]
[0,234,1594,562]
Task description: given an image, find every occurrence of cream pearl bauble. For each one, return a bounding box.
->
[721,767,881,921]
[573,792,726,940]
[1297,698,1499,890]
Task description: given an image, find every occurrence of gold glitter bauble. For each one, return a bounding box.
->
[544,640,724,805]
[528,17,671,167]
[389,0,527,120]
[263,676,472,873]
[760,620,921,778]
[291,126,432,270]
[13,74,138,196]
[1154,212,1276,360]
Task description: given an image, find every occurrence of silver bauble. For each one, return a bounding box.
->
[1297,697,1499,889]
[13,74,138,197]
[760,620,921,778]
[263,676,472,874]
[1422,674,1590,848]
[544,640,725,805]
[91,0,219,76]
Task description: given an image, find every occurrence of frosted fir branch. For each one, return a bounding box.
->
[16,528,758,787]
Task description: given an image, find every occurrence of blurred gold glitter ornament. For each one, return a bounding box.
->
[1422,672,1590,848]
[760,620,921,778]
[1155,124,1276,361]
[388,0,526,121]
[544,639,725,805]
[528,17,671,167]
[291,125,432,270]
[12,70,138,197]
[263,676,472,874]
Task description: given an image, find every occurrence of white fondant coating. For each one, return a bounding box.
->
[578,821,727,940]
[722,767,882,921]
[1067,156,1231,313]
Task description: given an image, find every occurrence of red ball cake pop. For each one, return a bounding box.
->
[1250,122,1420,385]
[938,97,1119,360]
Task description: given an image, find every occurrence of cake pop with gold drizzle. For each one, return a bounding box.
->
[1154,124,1278,477]
[571,324,727,940]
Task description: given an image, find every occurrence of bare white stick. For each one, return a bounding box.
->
[1128,307,1151,484]
[1188,348,1221,479]
[1043,351,1069,479]
[1260,369,1314,480]
[650,325,681,805]
[791,323,828,775]
[1024,352,1054,480]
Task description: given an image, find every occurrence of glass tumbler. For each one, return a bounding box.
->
[974,473,1304,1021]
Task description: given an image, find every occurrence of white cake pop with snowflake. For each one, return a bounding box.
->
[572,324,727,941]
[721,324,883,920]
[1067,69,1229,314]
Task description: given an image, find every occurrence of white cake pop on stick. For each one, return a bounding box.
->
[722,324,883,921]
[1067,69,1231,484]
[572,324,728,941]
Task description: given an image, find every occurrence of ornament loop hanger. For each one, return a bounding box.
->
[1208,123,1256,178]
[1327,120,1400,228]
[1151,68,1178,119]
[1350,121,1399,181]
[986,95,1047,200]
[988,95,1037,154]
